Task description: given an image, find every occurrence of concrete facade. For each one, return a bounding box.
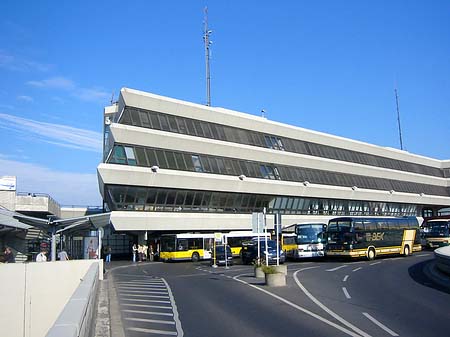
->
[98,88,450,233]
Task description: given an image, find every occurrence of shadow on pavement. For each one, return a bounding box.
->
[408,259,450,294]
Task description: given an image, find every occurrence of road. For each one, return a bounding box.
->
[107,253,450,337]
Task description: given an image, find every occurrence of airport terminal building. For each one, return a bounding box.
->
[97,88,450,239]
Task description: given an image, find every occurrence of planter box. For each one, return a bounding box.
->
[265,272,286,287]
[254,266,265,278]
[273,265,287,275]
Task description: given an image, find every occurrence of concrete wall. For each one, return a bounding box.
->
[0,260,99,337]
[15,195,61,217]
[0,190,16,210]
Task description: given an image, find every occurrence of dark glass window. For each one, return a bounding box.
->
[175,191,186,205]
[209,158,219,173]
[146,190,157,204]
[185,191,195,206]
[185,119,196,135]
[192,155,204,172]
[139,111,151,128]
[165,151,177,169]
[155,150,167,168]
[112,146,127,164]
[159,115,170,131]
[156,190,167,204]
[135,147,148,166]
[177,117,188,134]
[168,116,179,132]
[145,149,158,166]
[149,112,161,130]
[166,191,176,205]
[174,152,187,170]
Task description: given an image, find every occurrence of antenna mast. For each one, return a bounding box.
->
[203,7,212,106]
[394,88,404,150]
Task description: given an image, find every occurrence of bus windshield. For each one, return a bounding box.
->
[295,224,326,244]
[327,220,352,243]
[423,221,449,237]
[161,235,176,252]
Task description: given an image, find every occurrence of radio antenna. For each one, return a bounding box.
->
[394,87,404,150]
[203,7,212,106]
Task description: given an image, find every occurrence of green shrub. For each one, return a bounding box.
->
[261,265,278,274]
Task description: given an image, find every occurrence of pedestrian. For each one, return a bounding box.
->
[132,243,137,263]
[58,249,69,261]
[138,244,143,262]
[3,247,15,263]
[105,245,112,263]
[36,249,47,262]
[149,245,154,262]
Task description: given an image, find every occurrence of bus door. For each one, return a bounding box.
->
[203,237,214,259]
[401,229,416,254]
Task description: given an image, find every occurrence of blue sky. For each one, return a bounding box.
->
[0,1,449,206]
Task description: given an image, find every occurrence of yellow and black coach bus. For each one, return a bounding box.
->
[325,216,421,260]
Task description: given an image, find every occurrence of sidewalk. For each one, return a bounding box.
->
[94,260,157,337]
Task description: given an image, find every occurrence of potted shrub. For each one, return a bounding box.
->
[253,258,265,278]
[262,265,286,287]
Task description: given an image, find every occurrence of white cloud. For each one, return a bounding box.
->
[0,113,102,153]
[0,50,51,72]
[27,76,75,90]
[0,158,101,206]
[17,95,34,102]
[26,75,109,103]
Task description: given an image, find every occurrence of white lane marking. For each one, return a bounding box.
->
[233,273,364,337]
[289,266,321,273]
[127,327,177,335]
[352,267,362,272]
[125,317,175,325]
[142,270,148,274]
[343,275,349,282]
[416,253,430,257]
[326,265,348,272]
[119,290,168,295]
[122,309,173,316]
[362,312,399,336]
[122,298,171,304]
[342,287,351,299]
[369,262,381,266]
[293,270,371,337]
[161,278,184,337]
[119,293,169,299]
[122,303,172,309]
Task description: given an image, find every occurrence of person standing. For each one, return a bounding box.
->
[149,245,154,262]
[132,244,137,263]
[58,249,69,261]
[36,249,47,262]
[105,245,112,263]
[3,247,15,263]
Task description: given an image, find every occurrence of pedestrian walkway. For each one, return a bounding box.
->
[114,272,183,336]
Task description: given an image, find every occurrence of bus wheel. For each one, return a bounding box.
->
[191,252,200,262]
[367,248,376,261]
[403,245,410,257]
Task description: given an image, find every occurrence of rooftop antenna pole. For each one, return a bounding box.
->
[394,87,404,150]
[203,6,212,106]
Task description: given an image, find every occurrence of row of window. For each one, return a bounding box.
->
[119,106,444,178]
[110,145,281,180]
[105,185,420,216]
[109,144,449,197]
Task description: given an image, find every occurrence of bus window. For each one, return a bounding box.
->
[177,239,188,251]
[364,219,377,231]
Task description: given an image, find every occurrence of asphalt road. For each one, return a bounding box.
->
[108,252,450,337]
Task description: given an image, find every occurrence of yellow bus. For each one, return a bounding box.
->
[223,231,270,257]
[160,233,215,262]
[281,232,297,257]
[421,217,450,249]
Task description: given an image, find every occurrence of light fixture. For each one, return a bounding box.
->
[419,192,424,197]
[389,190,395,194]
[238,174,246,181]
[351,186,358,191]
[150,165,159,173]
[303,181,310,186]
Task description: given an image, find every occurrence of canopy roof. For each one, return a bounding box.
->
[0,206,110,235]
